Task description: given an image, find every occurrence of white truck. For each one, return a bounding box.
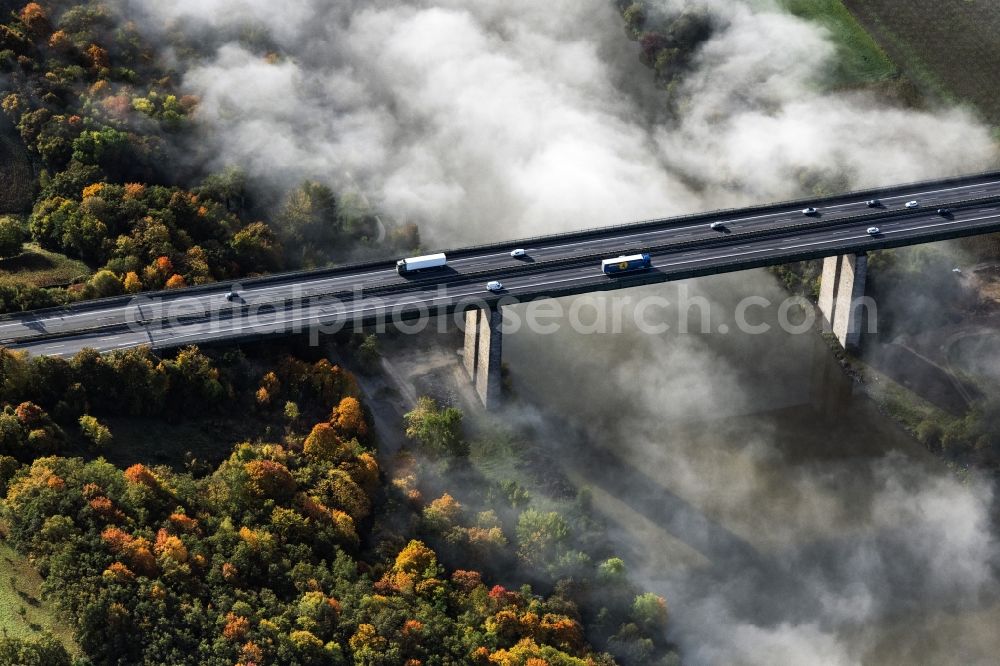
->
[396,252,447,275]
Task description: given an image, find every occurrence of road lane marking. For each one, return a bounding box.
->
[5,181,1000,335]
[779,212,1000,249]
[13,192,1000,353]
[150,212,1000,345]
[36,209,1000,351]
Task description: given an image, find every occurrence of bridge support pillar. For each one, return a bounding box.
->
[462,307,503,409]
[463,309,480,382]
[818,253,869,349]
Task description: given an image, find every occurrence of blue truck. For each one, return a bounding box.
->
[601,253,652,275]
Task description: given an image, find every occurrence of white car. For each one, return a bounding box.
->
[510,248,526,258]
[802,207,818,216]
[486,280,503,293]
[866,227,880,236]
[710,221,725,230]
[905,200,919,209]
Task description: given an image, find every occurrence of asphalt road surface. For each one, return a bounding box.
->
[5,173,1000,357]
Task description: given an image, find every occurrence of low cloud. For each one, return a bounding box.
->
[118,1,1000,662]
[122,0,996,246]
[504,276,999,665]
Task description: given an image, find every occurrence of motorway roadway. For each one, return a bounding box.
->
[5,173,1000,357]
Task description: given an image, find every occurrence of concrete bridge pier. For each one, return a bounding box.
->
[463,306,503,409]
[818,252,870,349]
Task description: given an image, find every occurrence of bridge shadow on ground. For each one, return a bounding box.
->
[863,340,981,415]
[519,384,961,625]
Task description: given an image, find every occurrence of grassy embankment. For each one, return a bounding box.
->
[0,134,87,291]
[774,1,999,468]
[0,241,91,289]
[823,334,943,432]
[840,0,1000,126]
[0,537,79,655]
[778,0,896,87]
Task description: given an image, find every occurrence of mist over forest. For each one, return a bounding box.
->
[0,0,999,664]
[123,0,995,245]
[504,275,1000,664]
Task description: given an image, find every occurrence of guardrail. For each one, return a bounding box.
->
[375,195,1000,291]
[5,195,1000,349]
[3,170,1000,325]
[117,206,1000,353]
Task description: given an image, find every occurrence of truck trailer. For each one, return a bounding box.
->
[396,252,447,275]
[601,253,652,275]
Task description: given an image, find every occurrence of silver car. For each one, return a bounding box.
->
[486,280,503,292]
[802,207,818,216]
[866,226,879,236]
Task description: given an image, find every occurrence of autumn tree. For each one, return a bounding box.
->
[158,346,224,411]
[423,493,462,533]
[393,539,440,580]
[0,216,26,257]
[123,271,142,293]
[623,2,646,36]
[303,422,344,461]
[165,273,186,289]
[404,396,467,458]
[256,371,280,407]
[87,269,123,297]
[277,181,340,265]
[230,221,281,273]
[356,333,380,371]
[0,633,70,666]
[18,3,51,38]
[244,459,296,499]
[516,509,570,569]
[0,344,650,664]
[314,468,370,521]
[332,395,368,440]
[631,592,668,634]
[79,414,112,448]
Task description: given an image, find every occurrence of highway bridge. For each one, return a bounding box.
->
[3,170,1000,404]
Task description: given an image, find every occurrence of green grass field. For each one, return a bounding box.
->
[0,242,91,289]
[779,0,897,88]
[842,0,1000,124]
[0,540,79,654]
